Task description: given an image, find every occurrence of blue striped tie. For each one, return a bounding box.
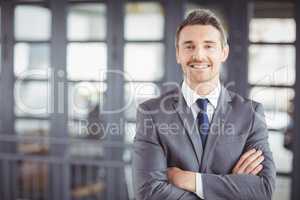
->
[196,98,209,148]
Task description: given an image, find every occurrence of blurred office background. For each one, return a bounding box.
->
[0,0,299,199]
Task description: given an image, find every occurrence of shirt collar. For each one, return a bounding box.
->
[181,80,221,109]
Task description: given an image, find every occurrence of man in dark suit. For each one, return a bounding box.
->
[133,9,276,199]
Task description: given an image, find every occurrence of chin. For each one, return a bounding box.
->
[193,75,212,83]
[193,76,218,85]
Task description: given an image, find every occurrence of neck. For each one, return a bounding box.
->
[186,78,219,96]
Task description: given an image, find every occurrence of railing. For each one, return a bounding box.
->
[0,134,133,200]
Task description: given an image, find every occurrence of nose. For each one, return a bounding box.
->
[192,46,206,61]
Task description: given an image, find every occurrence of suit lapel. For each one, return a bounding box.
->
[201,86,233,172]
[172,90,203,167]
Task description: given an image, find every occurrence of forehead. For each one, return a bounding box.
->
[178,25,222,45]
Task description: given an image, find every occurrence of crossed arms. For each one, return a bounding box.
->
[133,103,276,200]
[167,148,265,196]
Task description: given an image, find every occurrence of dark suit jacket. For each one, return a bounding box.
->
[133,86,276,200]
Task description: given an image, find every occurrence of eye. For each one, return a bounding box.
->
[185,45,194,50]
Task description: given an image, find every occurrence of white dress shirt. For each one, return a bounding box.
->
[181,80,221,199]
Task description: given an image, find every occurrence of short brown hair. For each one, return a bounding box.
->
[175,9,228,48]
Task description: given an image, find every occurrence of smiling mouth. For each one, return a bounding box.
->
[189,64,210,69]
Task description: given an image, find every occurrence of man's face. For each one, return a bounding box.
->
[176,25,229,87]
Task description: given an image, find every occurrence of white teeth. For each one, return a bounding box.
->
[191,64,209,69]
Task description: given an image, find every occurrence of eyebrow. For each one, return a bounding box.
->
[182,41,193,45]
[203,40,217,44]
[181,40,217,45]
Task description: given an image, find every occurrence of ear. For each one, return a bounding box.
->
[176,47,180,64]
[221,45,229,62]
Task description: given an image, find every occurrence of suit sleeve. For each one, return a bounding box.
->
[132,103,200,200]
[201,103,276,200]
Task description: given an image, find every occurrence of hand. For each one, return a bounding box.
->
[232,149,264,175]
[167,167,196,192]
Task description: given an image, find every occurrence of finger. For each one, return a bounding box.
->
[233,149,256,172]
[238,150,263,173]
[245,155,264,174]
[232,149,256,173]
[250,164,263,175]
